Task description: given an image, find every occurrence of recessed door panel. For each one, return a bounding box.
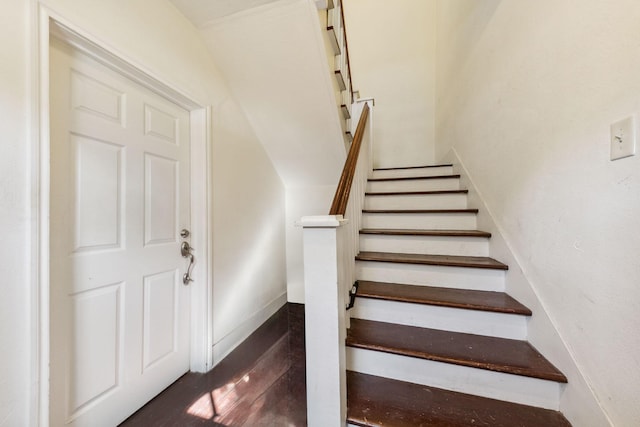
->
[144,104,178,144]
[71,70,125,126]
[143,270,178,371]
[73,135,123,252]
[144,153,178,246]
[69,283,122,415]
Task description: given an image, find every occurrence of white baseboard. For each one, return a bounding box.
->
[211,291,288,368]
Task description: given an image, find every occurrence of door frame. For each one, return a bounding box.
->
[31,6,213,426]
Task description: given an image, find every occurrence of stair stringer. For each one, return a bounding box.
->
[441,148,612,427]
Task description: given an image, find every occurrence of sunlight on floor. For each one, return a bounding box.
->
[186,380,240,422]
[186,375,255,422]
[186,392,215,420]
[184,372,301,426]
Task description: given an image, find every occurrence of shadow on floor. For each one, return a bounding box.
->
[120,304,306,426]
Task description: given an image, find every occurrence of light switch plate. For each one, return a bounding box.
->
[610,115,636,160]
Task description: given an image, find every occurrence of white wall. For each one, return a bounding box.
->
[0,1,287,423]
[197,0,346,188]
[210,98,287,362]
[0,1,31,425]
[436,1,640,425]
[343,0,436,168]
[190,0,349,304]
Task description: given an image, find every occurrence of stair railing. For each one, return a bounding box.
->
[322,0,357,144]
[300,99,372,427]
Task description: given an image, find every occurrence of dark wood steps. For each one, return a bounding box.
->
[365,189,468,196]
[356,251,508,270]
[347,371,572,427]
[356,280,531,315]
[360,228,491,238]
[374,164,453,171]
[363,208,478,214]
[352,161,571,423]
[369,174,460,182]
[347,319,567,383]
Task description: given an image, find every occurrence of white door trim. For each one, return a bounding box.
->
[31,7,213,426]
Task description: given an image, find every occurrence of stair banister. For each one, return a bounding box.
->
[322,0,356,145]
[300,99,373,427]
[330,103,370,215]
[338,0,354,100]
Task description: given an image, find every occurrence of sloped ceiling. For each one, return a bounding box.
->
[169,0,283,26]
[170,0,346,187]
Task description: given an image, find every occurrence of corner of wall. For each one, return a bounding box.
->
[440,148,612,427]
[211,291,288,367]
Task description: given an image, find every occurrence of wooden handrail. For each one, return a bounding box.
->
[329,103,370,215]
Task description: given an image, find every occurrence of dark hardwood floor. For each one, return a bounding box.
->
[120,303,306,427]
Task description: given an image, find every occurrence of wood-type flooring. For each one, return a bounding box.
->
[119,303,306,426]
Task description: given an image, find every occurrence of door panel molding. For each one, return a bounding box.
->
[32,7,213,426]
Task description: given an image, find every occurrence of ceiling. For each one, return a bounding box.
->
[169,0,284,27]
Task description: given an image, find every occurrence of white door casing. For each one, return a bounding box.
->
[49,38,192,425]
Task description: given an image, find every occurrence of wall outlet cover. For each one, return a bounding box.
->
[610,115,636,160]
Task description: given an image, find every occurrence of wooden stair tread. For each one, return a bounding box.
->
[347,319,567,383]
[347,371,572,427]
[356,251,508,270]
[369,174,460,182]
[360,228,491,238]
[374,164,453,171]
[357,280,531,315]
[365,189,468,196]
[363,208,478,214]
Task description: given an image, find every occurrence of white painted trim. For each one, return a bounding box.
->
[303,225,347,427]
[48,19,201,110]
[34,9,51,427]
[211,291,288,366]
[32,7,213,424]
[189,107,214,373]
[314,0,330,10]
[297,214,346,228]
[352,298,528,340]
[355,97,375,107]
[347,347,562,410]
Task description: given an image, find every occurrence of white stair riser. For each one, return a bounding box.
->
[362,212,477,230]
[367,178,460,193]
[356,261,505,292]
[346,347,561,410]
[364,193,468,210]
[352,298,528,340]
[359,234,489,257]
[372,166,454,179]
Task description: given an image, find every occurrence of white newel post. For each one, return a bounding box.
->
[301,215,348,427]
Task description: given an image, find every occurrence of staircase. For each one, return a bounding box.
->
[345,164,572,426]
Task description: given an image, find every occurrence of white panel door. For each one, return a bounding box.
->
[49,39,191,426]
